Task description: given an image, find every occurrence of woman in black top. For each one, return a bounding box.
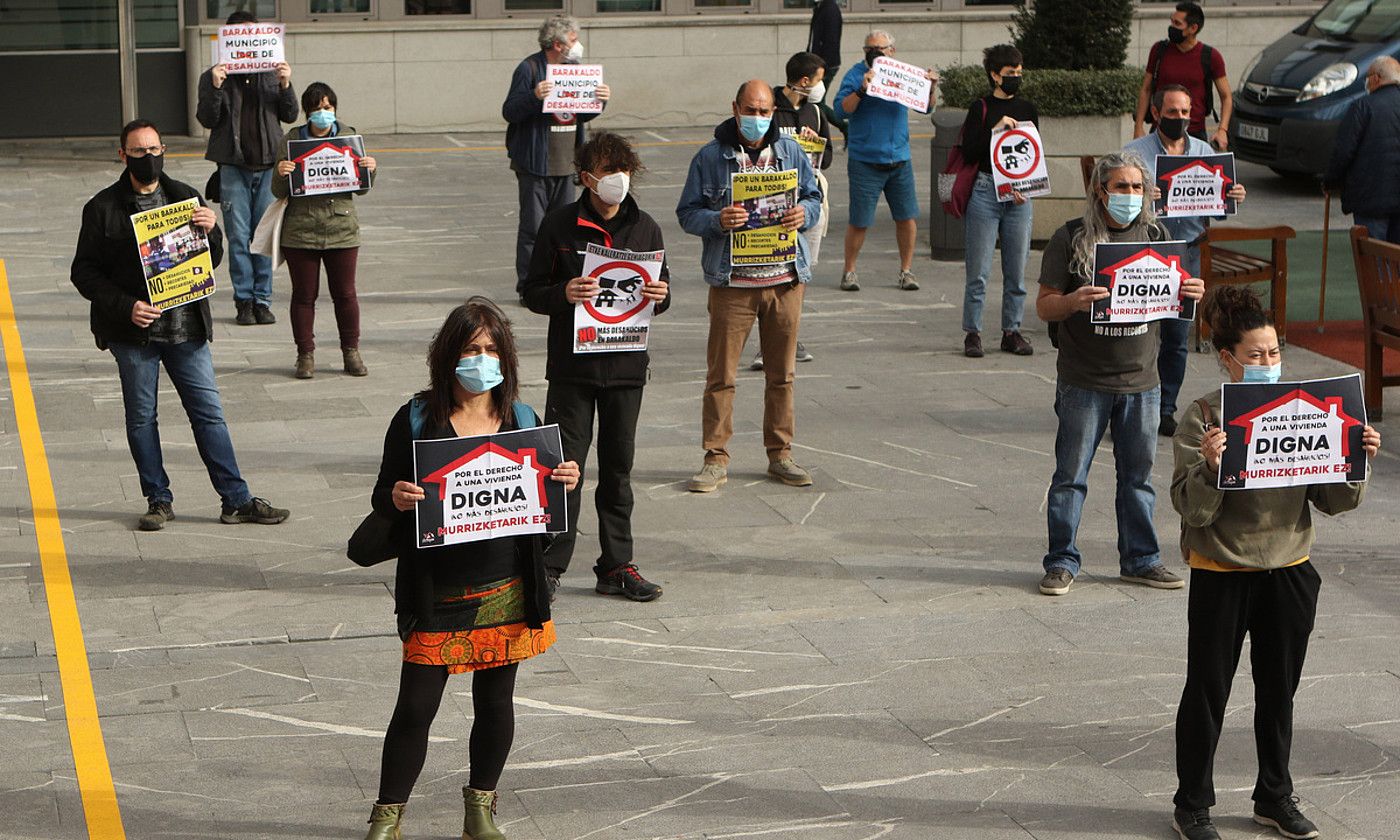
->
[959,44,1041,359]
[362,297,579,840]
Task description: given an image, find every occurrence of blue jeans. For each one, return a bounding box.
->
[962,173,1033,334]
[219,164,275,305]
[1044,382,1161,577]
[1157,246,1200,420]
[515,172,574,294]
[109,340,251,510]
[1354,213,1400,245]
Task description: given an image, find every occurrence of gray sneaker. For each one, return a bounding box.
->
[767,458,813,487]
[897,269,920,291]
[795,342,813,363]
[687,462,728,493]
[1039,568,1073,596]
[1121,565,1185,590]
[750,351,764,371]
[839,271,860,291]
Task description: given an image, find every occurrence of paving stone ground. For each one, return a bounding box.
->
[0,130,1396,840]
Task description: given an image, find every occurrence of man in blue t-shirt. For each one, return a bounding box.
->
[833,30,938,293]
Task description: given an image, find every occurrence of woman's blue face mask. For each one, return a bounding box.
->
[455,354,503,394]
[308,109,337,131]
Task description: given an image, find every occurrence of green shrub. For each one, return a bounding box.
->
[1011,0,1135,71]
[939,65,1142,117]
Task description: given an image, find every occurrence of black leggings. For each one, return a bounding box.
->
[376,661,519,804]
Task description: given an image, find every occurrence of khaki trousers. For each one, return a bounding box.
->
[702,282,804,465]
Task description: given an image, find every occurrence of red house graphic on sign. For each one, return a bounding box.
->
[1097,248,1187,283]
[292,141,361,168]
[420,442,552,504]
[1159,159,1233,191]
[1229,390,1361,457]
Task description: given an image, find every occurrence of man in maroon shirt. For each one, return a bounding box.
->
[1133,2,1233,151]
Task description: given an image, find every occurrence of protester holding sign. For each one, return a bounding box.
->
[271,82,377,380]
[363,297,579,840]
[834,30,938,293]
[1034,152,1204,598]
[1167,286,1379,840]
[71,119,290,533]
[523,132,670,603]
[196,11,298,328]
[1125,84,1247,438]
[959,44,1039,359]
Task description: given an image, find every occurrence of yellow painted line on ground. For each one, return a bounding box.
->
[0,259,127,840]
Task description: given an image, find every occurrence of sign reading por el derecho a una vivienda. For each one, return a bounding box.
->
[413,425,567,548]
[1091,241,1196,324]
[287,135,371,197]
[1217,373,1368,491]
[1154,152,1237,218]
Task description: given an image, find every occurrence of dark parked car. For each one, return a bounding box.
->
[1230,0,1400,177]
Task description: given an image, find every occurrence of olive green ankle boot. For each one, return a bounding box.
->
[363,802,404,840]
[462,787,505,840]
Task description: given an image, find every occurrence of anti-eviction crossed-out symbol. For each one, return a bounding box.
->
[993,128,1041,180]
[583,260,652,324]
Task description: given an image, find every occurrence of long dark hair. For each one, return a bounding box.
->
[417,297,520,429]
[1203,285,1273,354]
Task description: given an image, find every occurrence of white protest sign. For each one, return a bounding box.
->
[867,57,932,114]
[574,243,661,353]
[989,122,1051,201]
[217,23,285,74]
[1155,153,1238,218]
[544,64,605,114]
[1090,241,1195,324]
[1218,374,1368,490]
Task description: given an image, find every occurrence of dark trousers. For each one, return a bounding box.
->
[1158,317,1191,419]
[282,246,361,354]
[1174,562,1321,811]
[515,172,574,294]
[543,381,643,577]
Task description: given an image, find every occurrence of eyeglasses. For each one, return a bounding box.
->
[124,144,166,158]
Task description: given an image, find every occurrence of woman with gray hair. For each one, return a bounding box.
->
[1032,151,1205,598]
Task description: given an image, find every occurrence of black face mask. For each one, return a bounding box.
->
[126,153,164,185]
[865,47,887,67]
[1158,116,1189,141]
[1167,26,1187,45]
[998,75,1022,96]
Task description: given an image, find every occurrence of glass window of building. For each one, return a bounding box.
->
[1,0,180,52]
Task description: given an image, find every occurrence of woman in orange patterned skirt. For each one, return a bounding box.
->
[361,297,579,840]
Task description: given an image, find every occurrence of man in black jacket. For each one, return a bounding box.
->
[196,11,298,327]
[71,120,289,533]
[523,132,668,602]
[1325,56,1400,245]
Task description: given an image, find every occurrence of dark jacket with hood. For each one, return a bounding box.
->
[1325,83,1400,217]
[773,84,833,171]
[502,51,605,178]
[71,173,224,350]
[197,69,300,168]
[806,0,842,71]
[522,193,671,387]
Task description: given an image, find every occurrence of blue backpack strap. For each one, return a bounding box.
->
[512,401,538,429]
[408,398,427,439]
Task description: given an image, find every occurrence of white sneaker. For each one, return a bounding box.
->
[839,271,860,291]
[897,269,920,291]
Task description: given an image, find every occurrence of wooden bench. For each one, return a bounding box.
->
[1197,226,1294,351]
[1350,225,1400,420]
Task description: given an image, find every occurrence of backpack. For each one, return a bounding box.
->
[938,98,988,219]
[1147,40,1218,124]
[1045,217,1086,350]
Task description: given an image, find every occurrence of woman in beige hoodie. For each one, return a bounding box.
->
[1167,286,1380,840]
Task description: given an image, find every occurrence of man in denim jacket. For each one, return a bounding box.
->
[676,80,823,493]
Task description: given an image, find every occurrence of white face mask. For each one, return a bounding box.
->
[803,80,826,103]
[566,40,584,62]
[589,171,630,206]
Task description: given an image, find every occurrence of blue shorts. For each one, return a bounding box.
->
[847,158,920,228]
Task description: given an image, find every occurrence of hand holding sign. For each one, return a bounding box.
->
[867,56,934,113]
[989,122,1051,201]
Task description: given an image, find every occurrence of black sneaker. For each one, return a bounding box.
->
[1159,414,1178,438]
[1173,807,1221,840]
[596,564,662,602]
[137,501,174,532]
[1253,795,1319,839]
[235,300,256,326]
[964,332,984,358]
[1000,330,1033,356]
[546,573,560,603]
[220,496,290,525]
[253,303,276,325]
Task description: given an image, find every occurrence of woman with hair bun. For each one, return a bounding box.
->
[1167,285,1380,840]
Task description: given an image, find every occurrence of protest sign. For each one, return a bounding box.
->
[867,57,932,113]
[989,122,1051,201]
[1154,152,1237,218]
[574,243,661,353]
[413,424,567,548]
[543,64,605,114]
[131,198,215,311]
[287,135,371,197]
[1091,241,1196,324]
[217,23,285,74]
[730,169,799,267]
[793,133,827,170]
[1217,374,1367,490]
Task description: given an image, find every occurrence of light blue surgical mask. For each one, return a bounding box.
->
[308,109,337,131]
[738,114,771,143]
[455,354,503,394]
[1104,192,1142,226]
[1231,354,1282,384]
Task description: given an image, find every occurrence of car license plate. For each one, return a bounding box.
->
[1237,122,1270,143]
